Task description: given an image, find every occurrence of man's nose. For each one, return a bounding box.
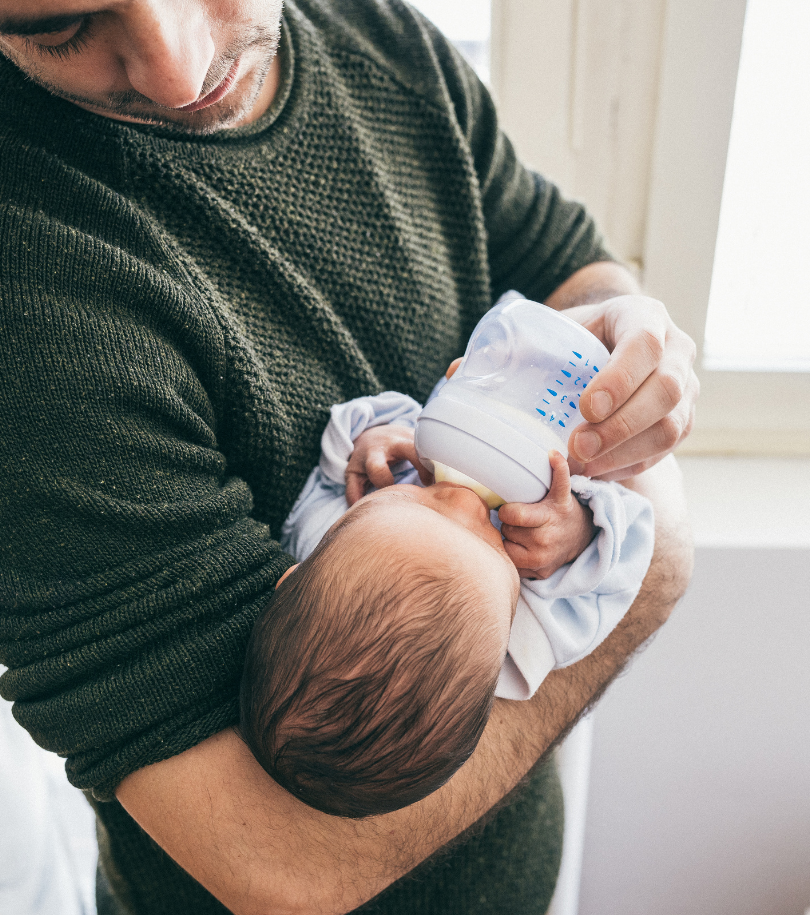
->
[120,1,216,108]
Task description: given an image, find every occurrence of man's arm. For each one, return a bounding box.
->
[116,455,692,915]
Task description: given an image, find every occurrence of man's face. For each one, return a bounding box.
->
[0,0,285,134]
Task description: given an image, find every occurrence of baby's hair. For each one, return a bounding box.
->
[239,501,505,818]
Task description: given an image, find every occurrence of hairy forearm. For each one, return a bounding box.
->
[545,260,641,311]
[116,458,692,915]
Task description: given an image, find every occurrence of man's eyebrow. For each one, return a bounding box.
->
[0,13,88,36]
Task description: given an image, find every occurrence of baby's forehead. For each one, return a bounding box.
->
[339,495,442,551]
[339,495,496,581]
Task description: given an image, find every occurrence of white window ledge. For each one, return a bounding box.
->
[676,456,810,549]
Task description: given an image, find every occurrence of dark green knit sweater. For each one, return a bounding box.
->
[0,1,609,911]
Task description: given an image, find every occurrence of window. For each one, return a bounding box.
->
[490,0,810,454]
[408,0,492,83]
[704,0,810,373]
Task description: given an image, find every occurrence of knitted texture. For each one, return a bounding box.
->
[0,0,607,911]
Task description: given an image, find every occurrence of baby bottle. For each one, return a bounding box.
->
[414,296,611,508]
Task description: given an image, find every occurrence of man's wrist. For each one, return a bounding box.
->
[545,260,641,311]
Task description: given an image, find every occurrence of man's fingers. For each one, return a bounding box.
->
[570,333,697,465]
[577,296,670,425]
[579,415,691,480]
[571,388,696,479]
[586,365,696,475]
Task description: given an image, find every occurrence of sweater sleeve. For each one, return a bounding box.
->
[0,214,292,801]
[407,6,615,302]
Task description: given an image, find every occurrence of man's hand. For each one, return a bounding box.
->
[546,262,699,481]
[345,425,432,505]
[499,450,596,579]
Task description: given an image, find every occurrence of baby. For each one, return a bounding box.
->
[239,384,655,819]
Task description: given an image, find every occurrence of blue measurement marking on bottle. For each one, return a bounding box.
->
[569,401,577,410]
[537,409,546,416]
[569,361,577,367]
[593,366,599,372]
[573,351,582,358]
[558,420,566,427]
[547,389,558,396]
[561,370,571,377]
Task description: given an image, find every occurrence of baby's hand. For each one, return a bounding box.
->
[498,451,597,579]
[345,425,433,505]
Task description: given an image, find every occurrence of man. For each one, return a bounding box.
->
[0,1,697,913]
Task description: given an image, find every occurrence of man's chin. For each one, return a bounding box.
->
[70,73,268,135]
[75,97,257,136]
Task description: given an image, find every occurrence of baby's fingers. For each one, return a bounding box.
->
[498,452,571,529]
[388,438,433,485]
[363,450,396,490]
[545,450,573,504]
[501,538,555,580]
[345,471,369,506]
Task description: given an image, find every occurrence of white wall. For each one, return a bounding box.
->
[577,543,810,915]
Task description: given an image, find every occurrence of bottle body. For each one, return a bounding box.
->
[415,297,610,505]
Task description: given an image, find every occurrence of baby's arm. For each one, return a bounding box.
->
[345,425,432,505]
[281,392,425,561]
[499,450,596,579]
[496,469,655,699]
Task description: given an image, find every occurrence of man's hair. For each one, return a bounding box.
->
[239,503,505,818]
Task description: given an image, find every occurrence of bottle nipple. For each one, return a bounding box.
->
[432,461,506,509]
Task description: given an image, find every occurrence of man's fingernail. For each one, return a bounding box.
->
[590,391,612,421]
[575,431,601,460]
[568,458,585,475]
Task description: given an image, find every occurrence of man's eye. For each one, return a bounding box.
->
[22,18,94,59]
[29,23,82,45]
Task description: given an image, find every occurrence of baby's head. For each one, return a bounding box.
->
[240,485,519,818]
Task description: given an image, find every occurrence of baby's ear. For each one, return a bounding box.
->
[275,564,300,589]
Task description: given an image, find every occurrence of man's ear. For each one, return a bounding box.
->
[275,563,300,588]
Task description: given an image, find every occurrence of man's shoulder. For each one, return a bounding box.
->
[292,0,428,51]
[290,0,470,112]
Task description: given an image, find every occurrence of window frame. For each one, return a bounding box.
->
[490,0,810,456]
